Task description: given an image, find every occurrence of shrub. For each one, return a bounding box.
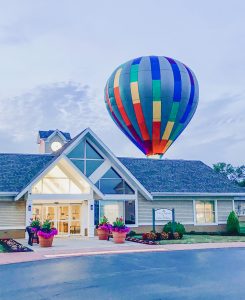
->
[163,222,186,237]
[227,211,240,234]
[128,231,136,237]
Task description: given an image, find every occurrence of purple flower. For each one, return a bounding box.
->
[38,229,58,239]
[98,224,112,231]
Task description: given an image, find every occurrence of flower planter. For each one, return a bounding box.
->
[112,231,127,243]
[39,236,54,247]
[97,228,109,240]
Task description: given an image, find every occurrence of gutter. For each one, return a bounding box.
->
[0,192,18,196]
[151,192,245,197]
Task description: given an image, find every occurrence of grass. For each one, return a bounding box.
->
[133,234,245,244]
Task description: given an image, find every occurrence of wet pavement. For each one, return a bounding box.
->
[0,248,245,300]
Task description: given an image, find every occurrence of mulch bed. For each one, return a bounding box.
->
[126,237,159,245]
[0,239,33,253]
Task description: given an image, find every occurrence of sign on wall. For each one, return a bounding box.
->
[152,208,175,232]
[155,208,172,221]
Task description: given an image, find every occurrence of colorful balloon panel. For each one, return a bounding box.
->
[104,56,199,156]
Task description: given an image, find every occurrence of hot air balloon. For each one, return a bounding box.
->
[104,56,199,157]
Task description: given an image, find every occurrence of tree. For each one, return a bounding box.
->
[213,163,245,187]
[227,211,240,234]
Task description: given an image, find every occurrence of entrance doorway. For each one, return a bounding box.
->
[32,204,82,236]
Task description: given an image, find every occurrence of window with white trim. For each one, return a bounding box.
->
[195,200,215,224]
[68,140,104,176]
[95,168,134,195]
[98,200,136,225]
[235,201,245,216]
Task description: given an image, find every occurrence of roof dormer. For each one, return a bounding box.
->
[37,129,72,154]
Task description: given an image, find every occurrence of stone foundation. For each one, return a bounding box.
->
[0,229,25,239]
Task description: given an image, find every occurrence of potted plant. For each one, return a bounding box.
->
[96,216,111,240]
[26,218,41,246]
[111,217,130,243]
[30,218,41,233]
[37,220,58,247]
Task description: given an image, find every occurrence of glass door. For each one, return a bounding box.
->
[58,206,69,235]
[70,205,81,235]
[43,206,57,228]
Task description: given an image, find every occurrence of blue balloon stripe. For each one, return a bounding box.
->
[180,66,195,123]
[132,57,142,65]
[150,56,161,80]
[165,57,182,102]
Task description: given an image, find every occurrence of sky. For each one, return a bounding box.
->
[0,1,244,166]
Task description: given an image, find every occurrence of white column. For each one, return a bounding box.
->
[25,192,33,239]
[87,199,95,237]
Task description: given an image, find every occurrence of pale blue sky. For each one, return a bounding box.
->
[0,1,244,165]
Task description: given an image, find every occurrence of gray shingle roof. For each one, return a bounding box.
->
[39,130,71,140]
[0,154,55,193]
[0,153,244,194]
[118,158,245,194]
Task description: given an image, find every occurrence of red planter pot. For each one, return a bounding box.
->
[97,228,109,240]
[112,232,127,243]
[39,236,54,247]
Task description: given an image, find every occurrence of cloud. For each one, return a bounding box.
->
[0,81,244,166]
[0,82,110,152]
[166,92,245,165]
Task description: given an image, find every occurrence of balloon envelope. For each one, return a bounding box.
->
[104,56,199,156]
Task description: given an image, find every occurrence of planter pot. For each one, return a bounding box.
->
[39,236,54,247]
[97,228,109,240]
[112,231,127,244]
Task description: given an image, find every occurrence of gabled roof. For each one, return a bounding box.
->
[38,130,71,141]
[0,153,55,193]
[118,158,245,194]
[0,132,244,196]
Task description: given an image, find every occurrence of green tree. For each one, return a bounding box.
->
[213,163,245,187]
[227,211,240,234]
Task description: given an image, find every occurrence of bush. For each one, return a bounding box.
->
[163,222,186,237]
[128,231,136,237]
[227,211,240,234]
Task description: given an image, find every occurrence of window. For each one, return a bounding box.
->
[96,168,134,195]
[125,200,136,224]
[68,140,104,176]
[195,201,215,224]
[99,200,136,225]
[32,165,86,194]
[235,201,245,216]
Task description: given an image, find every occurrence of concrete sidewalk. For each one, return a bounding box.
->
[1,237,245,265]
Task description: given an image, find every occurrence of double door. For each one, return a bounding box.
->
[33,205,81,236]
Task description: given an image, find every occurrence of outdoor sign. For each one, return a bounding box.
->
[155,208,172,221]
[152,208,175,233]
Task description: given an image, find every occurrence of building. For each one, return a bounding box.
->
[0,128,244,239]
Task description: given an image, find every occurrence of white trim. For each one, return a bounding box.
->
[15,153,104,201]
[103,194,136,200]
[193,199,218,226]
[46,129,68,143]
[30,194,92,200]
[138,222,194,226]
[61,156,104,199]
[0,192,18,197]
[152,192,245,197]
[63,128,152,200]
[0,226,25,230]
[89,160,111,183]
